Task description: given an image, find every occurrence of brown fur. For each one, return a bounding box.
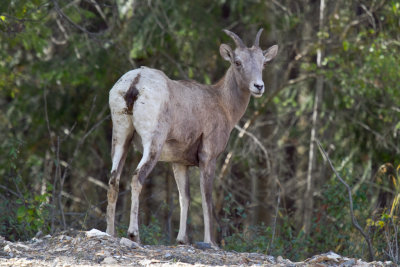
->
[124,73,141,114]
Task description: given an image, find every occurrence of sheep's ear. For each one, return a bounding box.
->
[263,45,278,62]
[220,44,233,62]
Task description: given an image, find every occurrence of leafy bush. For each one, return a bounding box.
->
[140,216,168,245]
[0,139,52,241]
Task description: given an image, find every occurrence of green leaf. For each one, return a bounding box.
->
[342,41,349,51]
[395,121,400,131]
[17,206,26,219]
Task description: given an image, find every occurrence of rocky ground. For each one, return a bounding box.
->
[0,229,395,266]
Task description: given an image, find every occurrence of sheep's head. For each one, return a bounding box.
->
[220,29,278,97]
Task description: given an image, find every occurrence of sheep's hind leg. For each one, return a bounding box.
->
[106,113,133,236]
[127,134,165,243]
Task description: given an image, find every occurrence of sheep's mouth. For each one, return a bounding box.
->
[250,91,263,97]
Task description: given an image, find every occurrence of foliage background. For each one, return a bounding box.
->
[1,0,399,262]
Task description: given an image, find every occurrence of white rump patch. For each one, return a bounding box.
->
[131,68,169,140]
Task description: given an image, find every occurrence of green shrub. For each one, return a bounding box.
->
[140,216,168,245]
[0,139,52,241]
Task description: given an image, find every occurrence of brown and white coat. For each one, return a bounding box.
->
[106,29,278,247]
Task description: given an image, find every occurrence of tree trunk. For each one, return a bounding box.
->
[303,0,325,235]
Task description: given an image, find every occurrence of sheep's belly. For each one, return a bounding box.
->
[159,140,200,166]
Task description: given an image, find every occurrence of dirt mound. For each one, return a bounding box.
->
[0,229,395,266]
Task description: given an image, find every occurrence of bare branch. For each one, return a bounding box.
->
[271,0,292,15]
[43,87,55,150]
[87,176,108,190]
[267,187,281,254]
[316,139,374,261]
[56,136,67,230]
[0,184,20,198]
[52,0,105,36]
[234,124,271,171]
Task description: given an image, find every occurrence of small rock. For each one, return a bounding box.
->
[14,243,30,250]
[72,237,81,246]
[325,251,341,261]
[52,258,59,266]
[96,250,111,257]
[249,252,261,257]
[54,247,68,252]
[120,237,139,248]
[340,259,356,266]
[276,255,284,263]
[35,230,43,238]
[102,256,117,264]
[30,237,43,244]
[86,229,110,238]
[265,255,275,263]
[3,245,11,252]
[164,253,172,258]
[43,234,52,239]
[194,242,211,250]
[58,234,72,241]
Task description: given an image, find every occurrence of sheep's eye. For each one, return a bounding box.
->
[234,60,242,67]
[263,61,268,68]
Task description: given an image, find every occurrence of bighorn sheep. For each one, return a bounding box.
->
[106,28,278,247]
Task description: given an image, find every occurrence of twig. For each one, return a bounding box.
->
[316,139,374,261]
[61,191,104,216]
[271,0,292,15]
[57,115,110,227]
[234,125,271,171]
[383,217,399,264]
[88,0,108,26]
[87,176,108,190]
[52,0,105,36]
[78,114,110,146]
[44,87,59,232]
[43,87,54,150]
[268,187,281,254]
[350,117,400,154]
[160,51,188,80]
[0,184,20,198]
[340,0,387,40]
[56,136,67,230]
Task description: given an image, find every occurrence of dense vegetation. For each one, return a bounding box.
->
[1,0,399,263]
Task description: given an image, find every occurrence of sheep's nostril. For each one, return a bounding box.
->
[254,83,264,91]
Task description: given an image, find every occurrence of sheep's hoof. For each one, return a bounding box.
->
[128,232,140,243]
[176,236,189,245]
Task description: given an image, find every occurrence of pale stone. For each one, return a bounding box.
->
[85,229,110,238]
[3,244,11,252]
[102,256,117,264]
[325,251,341,261]
[119,237,139,248]
[276,255,284,263]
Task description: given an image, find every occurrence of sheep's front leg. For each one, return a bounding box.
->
[199,159,217,248]
[172,163,190,244]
